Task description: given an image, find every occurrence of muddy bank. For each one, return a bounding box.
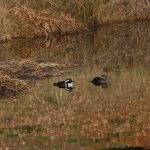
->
[0,60,79,96]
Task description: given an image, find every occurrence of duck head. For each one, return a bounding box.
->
[65,78,74,83]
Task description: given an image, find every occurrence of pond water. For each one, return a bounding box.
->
[0,21,150,149]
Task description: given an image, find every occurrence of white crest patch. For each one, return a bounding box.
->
[67,82,73,88]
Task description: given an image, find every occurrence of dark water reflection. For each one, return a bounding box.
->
[0,21,149,67]
[0,21,150,149]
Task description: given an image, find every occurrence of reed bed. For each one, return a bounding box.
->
[0,1,87,41]
[95,0,150,24]
[1,0,150,41]
[14,7,86,39]
[0,7,14,41]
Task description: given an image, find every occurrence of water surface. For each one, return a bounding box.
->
[0,21,150,149]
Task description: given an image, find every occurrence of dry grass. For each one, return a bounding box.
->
[0,1,87,41]
[13,7,86,39]
[0,60,79,96]
[0,60,71,79]
[0,73,30,96]
[95,0,150,24]
[0,7,14,41]
[0,0,150,40]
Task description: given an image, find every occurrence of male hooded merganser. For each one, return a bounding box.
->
[54,78,74,91]
[90,75,109,88]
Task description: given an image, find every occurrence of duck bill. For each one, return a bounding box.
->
[53,83,58,86]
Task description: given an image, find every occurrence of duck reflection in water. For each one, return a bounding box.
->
[90,75,109,88]
[54,78,74,91]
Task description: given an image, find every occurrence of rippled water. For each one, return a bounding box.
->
[0,22,150,149]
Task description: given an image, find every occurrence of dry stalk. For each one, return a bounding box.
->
[0,74,30,96]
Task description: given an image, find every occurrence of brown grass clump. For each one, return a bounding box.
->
[95,0,150,24]
[1,6,86,40]
[0,73,30,96]
[0,60,69,79]
[14,7,86,38]
[0,60,78,96]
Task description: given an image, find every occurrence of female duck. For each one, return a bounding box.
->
[90,75,109,88]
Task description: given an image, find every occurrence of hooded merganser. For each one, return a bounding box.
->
[90,75,109,88]
[54,78,74,91]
